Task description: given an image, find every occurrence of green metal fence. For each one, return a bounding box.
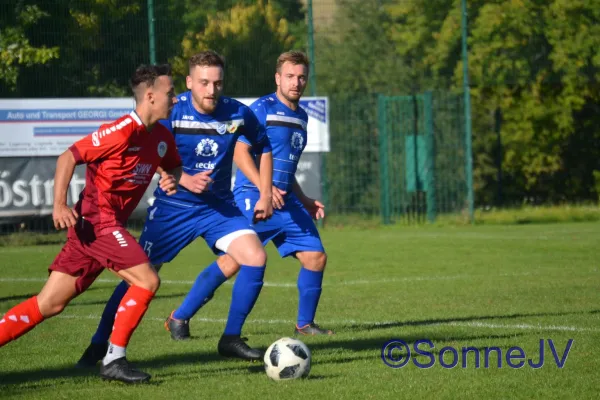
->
[324,92,468,224]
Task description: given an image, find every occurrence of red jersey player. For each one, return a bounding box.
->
[0,64,182,384]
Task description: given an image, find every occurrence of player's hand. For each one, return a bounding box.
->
[181,170,213,194]
[254,195,274,223]
[301,197,325,220]
[272,186,286,210]
[159,171,178,196]
[52,204,79,230]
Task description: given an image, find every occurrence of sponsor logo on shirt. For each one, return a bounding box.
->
[127,163,154,185]
[91,117,132,147]
[133,163,153,175]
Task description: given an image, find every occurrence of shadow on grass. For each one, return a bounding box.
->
[3,307,591,386]
[342,309,600,331]
[0,329,532,387]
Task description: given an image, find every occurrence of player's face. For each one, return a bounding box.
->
[276,62,308,104]
[186,65,224,114]
[151,75,176,120]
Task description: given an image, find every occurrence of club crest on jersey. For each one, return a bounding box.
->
[157,141,167,157]
[217,124,227,135]
[226,121,239,134]
[291,132,304,150]
[196,138,219,157]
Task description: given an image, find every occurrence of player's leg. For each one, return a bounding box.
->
[1,230,103,348]
[85,228,159,383]
[272,194,334,335]
[78,201,199,364]
[99,261,158,383]
[294,251,333,335]
[0,271,79,347]
[217,229,269,361]
[166,254,238,339]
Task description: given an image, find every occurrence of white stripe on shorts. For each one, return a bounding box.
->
[215,229,257,252]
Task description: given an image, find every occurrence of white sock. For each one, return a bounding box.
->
[103,342,126,365]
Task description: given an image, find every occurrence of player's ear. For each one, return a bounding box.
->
[275,72,281,86]
[186,75,192,90]
[146,87,155,104]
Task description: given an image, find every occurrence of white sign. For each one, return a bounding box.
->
[0,96,329,157]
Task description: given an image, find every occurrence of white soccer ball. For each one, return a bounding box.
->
[264,337,311,381]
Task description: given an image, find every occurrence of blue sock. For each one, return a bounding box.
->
[223,265,265,336]
[91,280,129,344]
[297,267,324,327]
[173,261,226,320]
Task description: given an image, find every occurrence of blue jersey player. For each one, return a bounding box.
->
[160,51,333,339]
[76,51,275,366]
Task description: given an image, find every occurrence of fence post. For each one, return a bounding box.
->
[461,0,474,222]
[423,91,436,223]
[378,95,391,224]
[147,0,156,64]
[307,0,327,228]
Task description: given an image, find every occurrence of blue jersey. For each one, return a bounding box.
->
[155,92,270,205]
[235,93,308,194]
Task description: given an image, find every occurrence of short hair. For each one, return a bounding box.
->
[188,50,225,73]
[130,64,172,90]
[276,51,309,73]
[130,64,172,100]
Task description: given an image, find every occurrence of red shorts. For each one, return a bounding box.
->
[49,220,149,294]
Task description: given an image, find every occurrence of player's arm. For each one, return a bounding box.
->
[292,176,325,220]
[52,149,79,230]
[158,129,184,196]
[234,141,286,210]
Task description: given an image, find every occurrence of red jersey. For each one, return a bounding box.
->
[69,111,181,235]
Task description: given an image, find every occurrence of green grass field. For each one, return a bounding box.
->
[1,222,599,399]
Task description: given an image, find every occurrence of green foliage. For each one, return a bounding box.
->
[171,0,296,96]
[381,0,600,204]
[0,3,59,90]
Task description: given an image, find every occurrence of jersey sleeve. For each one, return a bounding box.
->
[159,128,182,171]
[240,104,271,153]
[69,126,130,165]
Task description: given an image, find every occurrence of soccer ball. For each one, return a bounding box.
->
[264,337,311,381]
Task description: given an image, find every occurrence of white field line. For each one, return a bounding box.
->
[22,314,600,333]
[0,272,535,288]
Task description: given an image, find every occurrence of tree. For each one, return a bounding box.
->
[0,3,59,91]
[172,0,296,97]
[386,0,600,204]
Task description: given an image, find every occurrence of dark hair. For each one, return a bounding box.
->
[188,50,225,72]
[130,64,172,92]
[276,51,309,73]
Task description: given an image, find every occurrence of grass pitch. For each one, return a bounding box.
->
[1,222,599,399]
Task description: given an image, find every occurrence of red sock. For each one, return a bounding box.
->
[0,296,45,347]
[110,285,154,347]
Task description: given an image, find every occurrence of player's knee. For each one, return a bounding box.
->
[301,252,327,271]
[244,246,267,267]
[217,255,241,278]
[37,298,68,318]
[137,271,161,293]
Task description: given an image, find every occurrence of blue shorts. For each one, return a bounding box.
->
[138,194,253,264]
[233,190,325,258]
